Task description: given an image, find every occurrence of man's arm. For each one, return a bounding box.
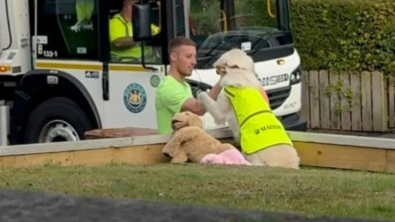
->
[109,19,135,49]
[159,76,223,116]
[159,82,201,115]
[159,80,205,116]
[112,37,135,49]
[181,81,223,116]
[181,98,206,116]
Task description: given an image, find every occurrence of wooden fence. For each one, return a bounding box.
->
[300,70,394,132]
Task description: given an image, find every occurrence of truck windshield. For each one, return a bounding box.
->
[187,0,291,69]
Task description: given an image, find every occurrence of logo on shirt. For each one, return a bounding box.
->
[123,83,147,113]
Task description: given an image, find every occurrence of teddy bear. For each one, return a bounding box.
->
[161,111,251,166]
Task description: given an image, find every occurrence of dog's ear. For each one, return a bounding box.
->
[216,65,227,75]
[187,112,204,128]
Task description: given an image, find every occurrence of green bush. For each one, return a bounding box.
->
[291,0,395,76]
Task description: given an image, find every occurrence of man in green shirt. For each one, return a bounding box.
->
[155,37,223,134]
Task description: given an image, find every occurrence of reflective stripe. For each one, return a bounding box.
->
[224,88,235,98]
[239,110,271,128]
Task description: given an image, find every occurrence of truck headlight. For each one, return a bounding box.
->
[290,67,302,85]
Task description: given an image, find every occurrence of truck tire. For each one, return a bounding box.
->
[23,97,93,144]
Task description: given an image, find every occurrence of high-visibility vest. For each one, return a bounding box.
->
[224,86,293,154]
[109,13,160,62]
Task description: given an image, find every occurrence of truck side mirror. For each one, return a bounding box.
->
[132,3,152,41]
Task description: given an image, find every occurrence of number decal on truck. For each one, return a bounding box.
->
[43,50,58,58]
[258,74,289,86]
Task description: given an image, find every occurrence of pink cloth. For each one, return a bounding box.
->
[200,149,251,165]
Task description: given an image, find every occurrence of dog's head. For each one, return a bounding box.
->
[171,111,203,131]
[213,48,260,87]
[213,48,256,75]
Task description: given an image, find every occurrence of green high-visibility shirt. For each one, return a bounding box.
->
[155,75,193,135]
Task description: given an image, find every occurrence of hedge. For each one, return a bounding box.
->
[290,0,395,77]
[190,0,395,77]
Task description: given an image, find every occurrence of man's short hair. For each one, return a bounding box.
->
[168,36,196,53]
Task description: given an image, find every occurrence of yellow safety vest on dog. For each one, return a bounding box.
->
[224,86,293,154]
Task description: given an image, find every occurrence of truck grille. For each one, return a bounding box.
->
[267,86,291,110]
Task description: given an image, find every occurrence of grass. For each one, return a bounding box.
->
[0,163,395,221]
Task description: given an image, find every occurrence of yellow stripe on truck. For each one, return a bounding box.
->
[35,62,160,73]
[35,62,102,71]
[109,64,148,72]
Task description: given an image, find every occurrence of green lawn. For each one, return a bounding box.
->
[0,163,394,221]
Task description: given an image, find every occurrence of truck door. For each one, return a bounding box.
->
[103,0,166,130]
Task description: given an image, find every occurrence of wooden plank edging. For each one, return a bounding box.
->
[1,130,395,158]
[0,129,233,156]
[0,130,394,173]
[289,131,395,150]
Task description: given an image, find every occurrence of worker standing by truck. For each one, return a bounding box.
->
[155,36,223,135]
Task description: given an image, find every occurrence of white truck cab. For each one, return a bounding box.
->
[0,0,306,146]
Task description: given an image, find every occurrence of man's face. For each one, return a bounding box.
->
[171,45,197,76]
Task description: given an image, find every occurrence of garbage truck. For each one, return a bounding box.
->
[0,0,306,146]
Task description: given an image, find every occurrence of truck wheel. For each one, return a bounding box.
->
[23,97,93,144]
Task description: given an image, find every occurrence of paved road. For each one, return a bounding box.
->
[0,189,390,222]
